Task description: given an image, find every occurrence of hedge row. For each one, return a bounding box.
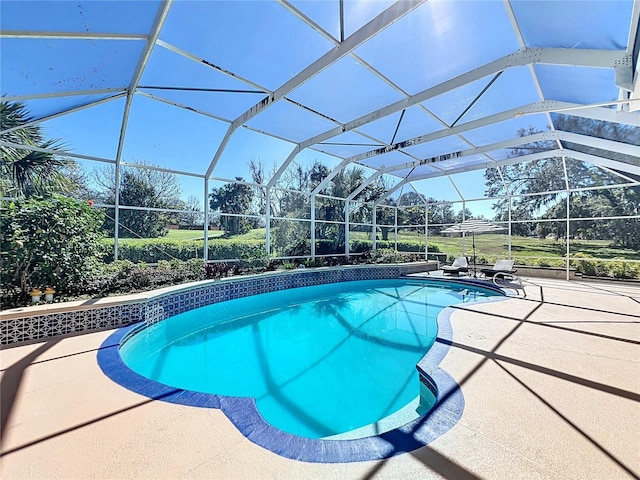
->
[349,239,439,253]
[511,254,640,279]
[569,254,640,279]
[101,238,639,279]
[104,238,440,263]
[102,239,267,263]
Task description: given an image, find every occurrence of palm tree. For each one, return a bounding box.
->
[0,101,73,197]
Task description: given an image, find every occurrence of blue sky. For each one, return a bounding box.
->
[1,0,634,217]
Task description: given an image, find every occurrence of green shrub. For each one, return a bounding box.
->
[570,253,597,276]
[239,252,270,272]
[83,259,208,297]
[371,248,412,264]
[304,257,323,268]
[102,238,267,263]
[106,237,438,265]
[349,239,439,254]
[570,253,619,277]
[1,196,106,304]
[528,258,565,268]
[606,259,639,279]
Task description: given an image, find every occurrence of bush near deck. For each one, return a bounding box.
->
[1,196,106,304]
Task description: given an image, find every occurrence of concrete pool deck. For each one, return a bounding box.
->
[1,276,639,479]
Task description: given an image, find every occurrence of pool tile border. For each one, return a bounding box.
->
[96,275,506,463]
[2,265,423,347]
[97,306,462,462]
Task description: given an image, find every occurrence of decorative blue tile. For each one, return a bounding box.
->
[1,266,503,351]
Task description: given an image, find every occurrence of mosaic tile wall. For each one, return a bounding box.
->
[1,265,403,346]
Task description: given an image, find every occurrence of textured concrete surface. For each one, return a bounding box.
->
[1,277,638,479]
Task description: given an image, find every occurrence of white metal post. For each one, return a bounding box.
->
[425,206,429,260]
[311,195,316,260]
[508,195,512,259]
[372,206,377,251]
[265,187,271,256]
[204,177,209,262]
[461,200,466,255]
[566,191,571,281]
[394,206,398,252]
[345,201,350,258]
[563,157,571,280]
[113,163,121,261]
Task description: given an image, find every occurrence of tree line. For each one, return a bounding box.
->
[2,100,637,250]
[484,114,639,249]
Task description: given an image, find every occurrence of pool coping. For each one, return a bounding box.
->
[97,278,507,463]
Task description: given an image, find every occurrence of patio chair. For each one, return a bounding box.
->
[441,256,470,275]
[481,260,524,291]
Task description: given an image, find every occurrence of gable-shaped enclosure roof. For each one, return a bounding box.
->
[1,0,639,206]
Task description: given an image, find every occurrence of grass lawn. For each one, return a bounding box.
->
[352,231,639,261]
[166,229,224,241]
[427,234,639,261]
[106,229,639,261]
[105,229,226,245]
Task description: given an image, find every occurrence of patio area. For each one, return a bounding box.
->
[1,276,638,480]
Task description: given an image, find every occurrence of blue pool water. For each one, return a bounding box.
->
[120,279,500,438]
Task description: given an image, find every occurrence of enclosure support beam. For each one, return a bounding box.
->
[566,191,571,281]
[384,149,640,190]
[507,195,512,260]
[112,0,173,261]
[0,30,146,40]
[394,207,398,253]
[345,201,350,258]
[424,207,429,261]
[266,187,271,256]
[335,108,639,174]
[562,157,571,281]
[372,207,377,252]
[461,201,467,256]
[156,39,270,94]
[204,178,210,262]
[311,196,316,260]
[113,162,121,261]
[2,88,127,103]
[0,93,126,136]
[280,47,629,171]
[205,0,424,179]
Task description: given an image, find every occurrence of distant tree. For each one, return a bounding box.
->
[176,195,204,229]
[209,177,254,235]
[485,117,640,248]
[0,101,85,198]
[309,162,330,191]
[318,166,387,250]
[107,171,170,237]
[249,157,393,253]
[376,200,396,241]
[401,206,426,229]
[261,159,326,255]
[425,198,455,234]
[248,157,277,216]
[399,191,426,207]
[95,164,183,238]
[454,207,473,223]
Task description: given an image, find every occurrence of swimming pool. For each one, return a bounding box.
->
[118,278,501,440]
